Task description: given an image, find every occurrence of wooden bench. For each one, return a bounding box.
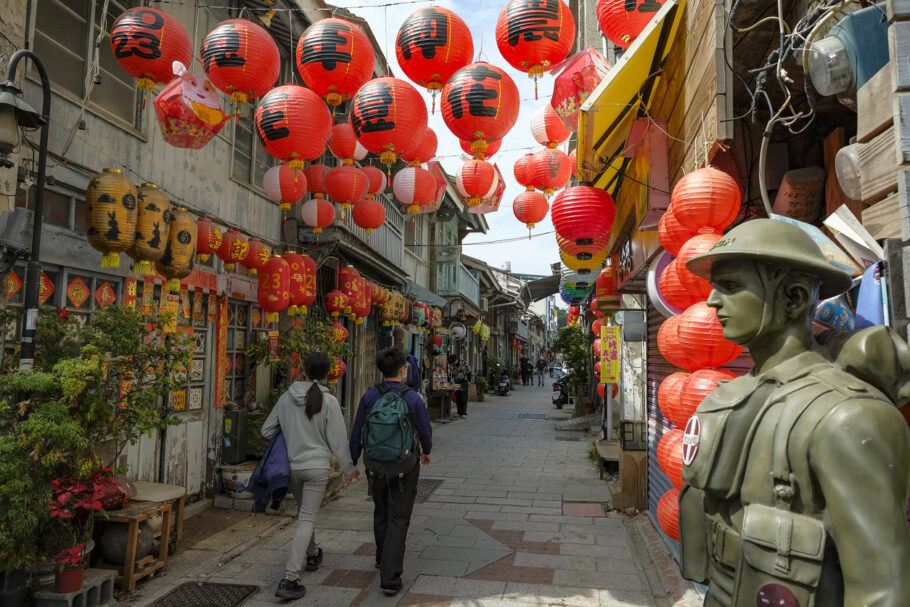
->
[96,501,171,591]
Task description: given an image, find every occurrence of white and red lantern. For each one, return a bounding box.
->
[301,197,336,234]
[200,19,280,105]
[362,165,387,198]
[296,18,375,107]
[329,120,368,164]
[456,159,497,207]
[393,165,437,214]
[531,103,571,148]
[263,164,307,211]
[304,163,331,199]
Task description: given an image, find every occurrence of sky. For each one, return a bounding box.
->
[330,0,567,278]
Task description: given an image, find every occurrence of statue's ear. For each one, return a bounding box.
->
[782,279,816,320]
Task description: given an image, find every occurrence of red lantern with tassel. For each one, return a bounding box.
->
[325,290,348,318]
[495,0,575,88]
[395,7,474,97]
[657,315,699,371]
[657,430,685,488]
[659,259,701,313]
[329,121,368,164]
[352,198,386,233]
[326,165,368,213]
[195,217,222,263]
[657,488,680,541]
[339,265,359,303]
[350,77,428,167]
[393,166,437,214]
[258,255,290,322]
[283,252,310,316]
[531,103,571,147]
[328,357,346,383]
[657,371,691,427]
[200,19,280,105]
[513,190,548,230]
[401,127,438,166]
[254,85,333,170]
[513,152,536,190]
[362,165,387,197]
[456,160,497,207]
[331,321,349,344]
[670,167,741,232]
[677,302,744,369]
[301,197,336,234]
[551,184,616,245]
[351,278,371,323]
[441,63,519,156]
[296,18,374,108]
[677,369,737,424]
[530,147,571,195]
[262,164,307,211]
[242,238,270,277]
[594,360,602,377]
[217,229,248,270]
[676,234,723,299]
[461,137,501,159]
[110,7,192,94]
[304,163,331,199]
[596,0,666,50]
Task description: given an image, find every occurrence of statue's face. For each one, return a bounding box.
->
[707,260,767,347]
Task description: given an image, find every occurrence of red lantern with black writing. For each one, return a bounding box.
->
[461,137,501,159]
[262,164,307,211]
[329,121,368,164]
[255,85,332,170]
[596,0,665,50]
[301,197,336,234]
[257,255,290,323]
[551,184,616,245]
[350,77,428,166]
[283,252,312,316]
[513,190,548,229]
[195,217,222,262]
[531,103,571,147]
[530,147,571,196]
[326,165,369,213]
[441,63,519,156]
[496,0,575,81]
[352,197,386,233]
[216,228,248,270]
[456,160,497,207]
[110,7,192,92]
[401,127,438,166]
[325,290,348,318]
[200,19,280,105]
[396,7,474,93]
[242,238,270,277]
[393,166,438,214]
[304,163,331,199]
[296,18,374,107]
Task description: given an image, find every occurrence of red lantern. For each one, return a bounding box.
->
[263,164,307,211]
[257,256,290,323]
[196,217,222,262]
[657,489,680,540]
[328,357,346,383]
[329,121,368,164]
[596,0,665,50]
[657,315,699,371]
[592,317,604,336]
[283,252,314,315]
[531,103,571,147]
[678,369,737,423]
[513,153,536,190]
[428,335,443,355]
[351,278,371,323]
[301,197,336,234]
[326,165,368,212]
[331,321,349,344]
[657,430,685,489]
[396,7,474,93]
[339,265,360,301]
[394,166,438,214]
[513,190,549,229]
[401,127,438,166]
[551,184,616,245]
[657,371,691,427]
[461,138,502,159]
[296,18,374,107]
[660,259,700,313]
[254,85,333,169]
[457,160,497,207]
[304,164,331,198]
[242,237,270,277]
[441,63,519,156]
[495,0,575,81]
[110,7,192,92]
[594,360,602,377]
[677,302,744,369]
[325,290,348,318]
[595,264,615,300]
[362,165,387,197]
[557,231,610,260]
[352,198,386,233]
[351,77,428,166]
[569,148,577,178]
[201,19,280,105]
[217,229,249,270]
[593,338,602,357]
[530,148,571,195]
[670,167,741,232]
[676,234,723,299]
[658,207,699,256]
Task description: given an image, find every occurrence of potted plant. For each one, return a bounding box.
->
[474,377,488,401]
[52,543,87,593]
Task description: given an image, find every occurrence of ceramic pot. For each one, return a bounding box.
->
[99,522,154,565]
[223,469,255,499]
[54,567,84,593]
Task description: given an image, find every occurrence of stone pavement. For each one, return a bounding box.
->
[118,383,699,607]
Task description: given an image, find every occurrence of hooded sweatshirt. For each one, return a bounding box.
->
[261,381,356,475]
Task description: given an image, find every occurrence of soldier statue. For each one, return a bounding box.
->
[678,218,910,606]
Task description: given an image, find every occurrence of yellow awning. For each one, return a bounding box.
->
[577,0,687,194]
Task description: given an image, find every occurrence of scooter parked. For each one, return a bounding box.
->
[552,377,569,409]
[496,371,510,396]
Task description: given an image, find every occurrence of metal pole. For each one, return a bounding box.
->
[7,50,50,370]
[605,386,612,442]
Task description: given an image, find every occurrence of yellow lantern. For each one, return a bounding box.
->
[560,247,608,274]
[86,168,138,268]
[155,207,197,292]
[127,183,171,276]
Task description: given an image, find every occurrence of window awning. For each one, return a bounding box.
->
[577,0,687,195]
[520,274,560,302]
[402,280,447,308]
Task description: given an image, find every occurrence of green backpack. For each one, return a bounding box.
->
[362,384,417,462]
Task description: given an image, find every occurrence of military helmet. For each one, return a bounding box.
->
[686,218,853,299]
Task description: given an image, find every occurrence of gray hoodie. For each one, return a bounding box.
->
[261,381,356,475]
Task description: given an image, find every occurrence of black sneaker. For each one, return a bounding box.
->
[381,583,402,596]
[305,547,323,572]
[275,578,306,600]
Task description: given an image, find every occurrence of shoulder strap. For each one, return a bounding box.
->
[375,383,390,395]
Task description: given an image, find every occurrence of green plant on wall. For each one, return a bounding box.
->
[551,324,588,397]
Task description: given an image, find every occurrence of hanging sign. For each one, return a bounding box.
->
[141,275,155,316]
[7,270,22,299]
[600,325,620,384]
[268,330,280,362]
[180,285,191,319]
[193,289,203,322]
[124,277,137,309]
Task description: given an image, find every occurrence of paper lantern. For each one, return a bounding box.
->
[656,488,680,541]
[263,164,307,211]
[326,165,368,212]
[329,120,368,164]
[513,152,536,190]
[352,198,386,233]
[110,7,192,92]
[460,137,501,159]
[657,430,685,488]
[670,167,741,232]
[351,278,371,323]
[513,190,548,229]
[395,7,474,94]
[401,127,438,166]
[595,264,615,300]
[128,183,170,276]
[217,228,248,270]
[283,252,315,315]
[441,62,519,156]
[394,165,438,214]
[550,47,611,132]
[551,184,616,245]
[569,148,577,178]
[86,168,138,268]
[339,265,360,304]
[301,197,336,234]
[560,248,607,274]
[351,77,428,166]
[530,147,571,195]
[362,165,387,197]
[295,18,374,107]
[456,160,497,207]
[325,289,348,318]
[660,259,700,312]
[657,315,699,371]
[428,335,443,355]
[200,19,280,105]
[592,318,604,336]
[304,163,331,198]
[495,0,575,81]
[657,371,691,427]
[254,85,333,169]
[557,232,610,260]
[658,207,699,256]
[155,207,196,292]
[677,302,744,369]
[328,357,346,383]
[242,237,270,277]
[678,369,737,424]
[153,62,231,149]
[596,0,665,50]
[596,383,620,399]
[531,103,571,147]
[257,256,290,322]
[195,217,221,263]
[331,321,349,344]
[676,234,723,299]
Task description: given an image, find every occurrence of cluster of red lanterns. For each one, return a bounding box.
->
[653,166,743,542]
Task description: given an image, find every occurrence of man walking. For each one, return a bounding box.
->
[535,356,547,386]
[448,353,471,418]
[350,348,432,596]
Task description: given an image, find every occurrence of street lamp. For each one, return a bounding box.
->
[0,50,51,370]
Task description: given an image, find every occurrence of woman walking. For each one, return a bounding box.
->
[262,352,359,600]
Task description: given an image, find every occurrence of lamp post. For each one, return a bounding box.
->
[0,50,51,370]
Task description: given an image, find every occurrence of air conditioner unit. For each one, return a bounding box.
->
[480,297,489,311]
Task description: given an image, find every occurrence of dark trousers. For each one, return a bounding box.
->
[455,388,468,415]
[369,460,419,589]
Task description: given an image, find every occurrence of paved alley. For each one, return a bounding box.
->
[122,384,689,607]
